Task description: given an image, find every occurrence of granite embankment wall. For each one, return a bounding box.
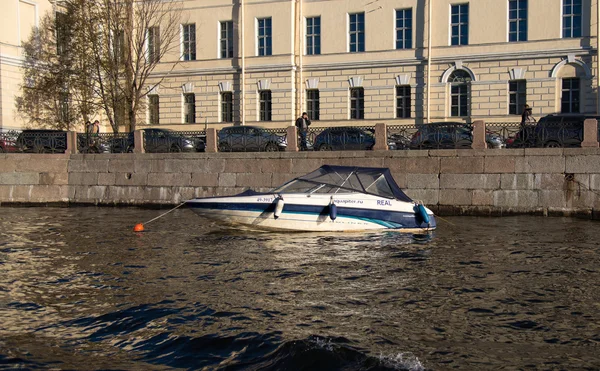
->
[1,149,600,217]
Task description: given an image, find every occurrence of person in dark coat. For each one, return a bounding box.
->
[295,112,311,151]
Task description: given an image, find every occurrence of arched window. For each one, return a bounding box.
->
[448,70,471,117]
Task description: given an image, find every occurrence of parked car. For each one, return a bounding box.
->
[506,115,595,148]
[112,129,205,153]
[218,126,287,152]
[16,130,68,153]
[0,131,19,153]
[409,122,505,149]
[313,127,376,151]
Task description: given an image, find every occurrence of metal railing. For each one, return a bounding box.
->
[143,130,206,153]
[2,131,68,153]
[487,120,584,148]
[0,130,20,153]
[387,124,419,150]
[77,133,132,153]
[394,122,475,150]
[217,127,287,152]
[305,126,376,151]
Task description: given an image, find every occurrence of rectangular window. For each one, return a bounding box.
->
[396,85,411,118]
[220,21,234,58]
[113,30,125,63]
[306,89,320,120]
[257,18,272,56]
[184,93,196,123]
[349,13,365,52]
[149,95,159,125]
[563,0,582,38]
[350,87,364,119]
[56,12,68,56]
[221,92,233,122]
[509,80,527,115]
[306,17,321,55]
[182,24,196,61]
[259,90,272,121]
[59,93,69,124]
[509,0,527,42]
[395,9,413,49]
[561,78,580,113]
[451,84,468,117]
[147,26,160,63]
[451,4,469,46]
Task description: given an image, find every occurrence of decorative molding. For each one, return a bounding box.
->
[348,76,363,88]
[181,82,194,94]
[218,81,232,92]
[395,74,411,85]
[257,79,270,90]
[305,78,319,89]
[147,85,160,95]
[509,68,527,80]
[440,62,477,83]
[550,56,592,78]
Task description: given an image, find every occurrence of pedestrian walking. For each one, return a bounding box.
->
[521,104,536,124]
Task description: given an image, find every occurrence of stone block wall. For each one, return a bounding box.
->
[1,149,599,217]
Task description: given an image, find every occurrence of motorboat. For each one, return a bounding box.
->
[187,165,436,232]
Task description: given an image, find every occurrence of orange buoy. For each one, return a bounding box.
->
[133,223,145,232]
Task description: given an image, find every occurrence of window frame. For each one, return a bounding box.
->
[396,85,411,118]
[508,0,528,42]
[149,95,160,125]
[448,70,471,117]
[561,78,580,113]
[349,12,365,53]
[147,26,160,64]
[395,8,413,49]
[450,4,469,46]
[221,91,233,123]
[350,87,365,119]
[220,21,234,59]
[183,93,196,124]
[182,23,196,61]
[306,16,321,55]
[259,90,272,121]
[508,80,527,115]
[562,0,582,38]
[257,18,272,56]
[306,89,320,120]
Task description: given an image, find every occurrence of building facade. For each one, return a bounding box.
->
[1,0,599,131]
[0,0,54,131]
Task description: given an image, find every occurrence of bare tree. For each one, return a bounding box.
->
[85,0,183,132]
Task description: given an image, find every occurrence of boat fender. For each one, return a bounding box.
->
[329,202,337,221]
[274,197,284,219]
[415,203,430,225]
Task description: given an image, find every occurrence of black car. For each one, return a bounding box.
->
[16,130,68,153]
[506,115,597,148]
[409,122,505,149]
[112,129,205,153]
[218,126,287,152]
[313,127,375,151]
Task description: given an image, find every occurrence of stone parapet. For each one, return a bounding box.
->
[1,148,600,218]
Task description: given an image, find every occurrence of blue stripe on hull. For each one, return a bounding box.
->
[188,202,436,229]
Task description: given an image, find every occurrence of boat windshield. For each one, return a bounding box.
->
[273,165,413,201]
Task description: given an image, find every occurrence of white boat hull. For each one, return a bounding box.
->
[187,193,436,232]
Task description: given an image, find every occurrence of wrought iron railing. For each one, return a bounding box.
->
[387,124,419,150]
[403,122,475,150]
[14,131,68,153]
[217,127,287,152]
[490,120,584,148]
[143,130,206,153]
[77,132,132,153]
[305,126,376,151]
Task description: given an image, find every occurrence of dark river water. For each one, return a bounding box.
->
[0,207,599,370]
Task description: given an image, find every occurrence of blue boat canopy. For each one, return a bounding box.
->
[273,165,413,202]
